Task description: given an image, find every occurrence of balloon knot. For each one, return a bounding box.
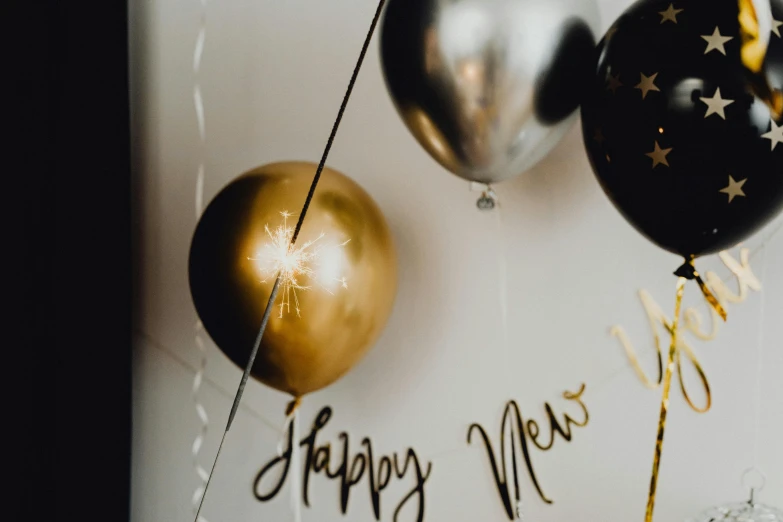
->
[674,258,728,322]
[286,397,301,416]
[673,259,697,280]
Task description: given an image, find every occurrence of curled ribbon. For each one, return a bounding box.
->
[191,0,208,518]
[192,322,210,522]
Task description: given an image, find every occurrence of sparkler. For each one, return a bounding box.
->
[190,1,386,519]
[249,211,349,317]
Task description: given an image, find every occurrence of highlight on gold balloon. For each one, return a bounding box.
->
[188,161,398,399]
[379,0,602,208]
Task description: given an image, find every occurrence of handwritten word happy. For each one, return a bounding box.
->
[468,384,589,519]
[254,406,432,522]
[612,248,761,412]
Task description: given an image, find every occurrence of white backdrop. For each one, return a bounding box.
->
[128,0,783,520]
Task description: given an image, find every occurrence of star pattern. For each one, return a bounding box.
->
[606,73,623,93]
[595,2,780,208]
[719,175,747,203]
[645,141,673,168]
[761,119,783,150]
[635,72,660,99]
[699,87,734,119]
[658,4,684,24]
[701,27,733,55]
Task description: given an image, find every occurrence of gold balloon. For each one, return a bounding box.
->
[189,161,397,397]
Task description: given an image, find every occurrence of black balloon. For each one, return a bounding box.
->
[581,0,783,258]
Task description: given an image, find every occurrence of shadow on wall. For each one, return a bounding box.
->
[129,0,153,332]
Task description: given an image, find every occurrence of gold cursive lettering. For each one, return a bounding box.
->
[253,406,432,522]
[467,384,589,519]
[612,248,761,412]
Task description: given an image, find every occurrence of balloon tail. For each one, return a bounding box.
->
[644,275,686,522]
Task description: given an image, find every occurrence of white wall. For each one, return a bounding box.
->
[129,0,783,520]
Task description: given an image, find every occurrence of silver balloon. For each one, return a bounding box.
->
[379,0,601,184]
[685,502,783,522]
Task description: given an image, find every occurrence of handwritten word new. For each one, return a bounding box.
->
[468,384,589,519]
[612,248,761,412]
[254,406,432,522]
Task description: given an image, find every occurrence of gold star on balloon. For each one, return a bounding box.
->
[635,72,660,99]
[701,27,733,55]
[645,141,673,168]
[606,73,623,94]
[719,175,747,203]
[761,119,783,150]
[658,3,683,24]
[773,19,782,38]
[699,87,735,119]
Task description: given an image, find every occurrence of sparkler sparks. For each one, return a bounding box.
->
[249,211,349,317]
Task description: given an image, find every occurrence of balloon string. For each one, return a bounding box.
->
[276,408,297,458]
[751,246,769,470]
[275,398,302,456]
[191,2,387,520]
[291,408,302,522]
[494,204,513,399]
[274,399,303,521]
[493,201,522,519]
[644,275,686,522]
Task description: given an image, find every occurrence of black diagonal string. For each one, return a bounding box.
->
[290,1,386,245]
[193,1,388,520]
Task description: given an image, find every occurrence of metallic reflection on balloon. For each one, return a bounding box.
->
[189,162,398,398]
[380,0,601,184]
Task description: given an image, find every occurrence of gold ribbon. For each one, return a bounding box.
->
[644,259,729,521]
[738,0,783,119]
[739,0,767,73]
[644,276,686,522]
